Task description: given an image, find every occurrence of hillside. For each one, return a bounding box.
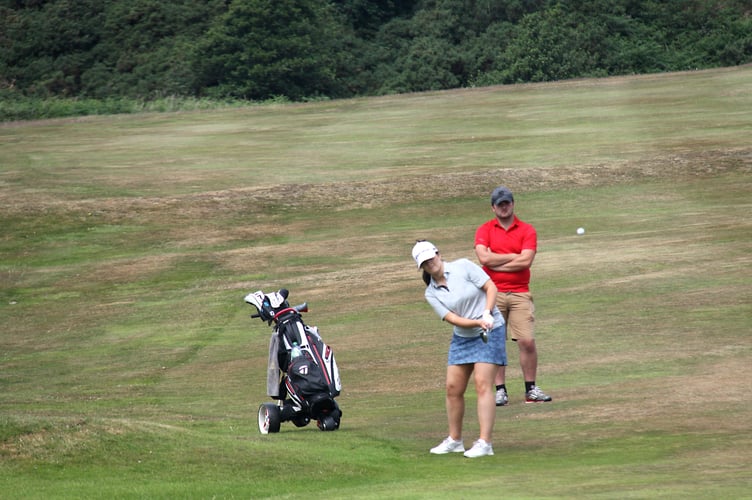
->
[1,66,750,499]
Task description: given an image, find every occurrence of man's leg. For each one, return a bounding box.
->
[509,293,551,402]
[517,337,538,382]
[494,293,510,405]
[494,365,505,386]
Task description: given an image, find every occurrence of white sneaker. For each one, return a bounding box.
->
[525,385,552,403]
[463,439,494,458]
[430,436,465,454]
[495,387,509,406]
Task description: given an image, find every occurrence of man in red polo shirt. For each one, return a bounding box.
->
[474,186,552,405]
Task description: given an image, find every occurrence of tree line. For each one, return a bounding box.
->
[1,0,750,106]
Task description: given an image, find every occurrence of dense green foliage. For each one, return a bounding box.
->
[1,0,751,118]
[194,0,351,100]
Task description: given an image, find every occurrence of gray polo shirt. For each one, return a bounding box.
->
[424,258,503,338]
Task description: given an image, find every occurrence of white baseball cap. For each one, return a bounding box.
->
[412,241,438,268]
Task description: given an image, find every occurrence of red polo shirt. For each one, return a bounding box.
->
[474,215,537,293]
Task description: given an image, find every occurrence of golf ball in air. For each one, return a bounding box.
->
[577,227,585,235]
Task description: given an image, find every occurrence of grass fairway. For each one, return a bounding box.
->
[1,66,751,499]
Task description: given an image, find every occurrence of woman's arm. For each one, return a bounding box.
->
[442,311,485,329]
[442,279,497,330]
[481,279,497,312]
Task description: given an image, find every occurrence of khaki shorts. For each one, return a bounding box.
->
[495,292,535,341]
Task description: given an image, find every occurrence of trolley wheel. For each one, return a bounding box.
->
[258,403,281,434]
[292,413,311,428]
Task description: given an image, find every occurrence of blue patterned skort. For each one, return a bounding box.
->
[447,325,507,366]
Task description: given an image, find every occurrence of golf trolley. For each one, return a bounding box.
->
[244,288,342,433]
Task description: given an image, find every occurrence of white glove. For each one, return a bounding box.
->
[481,310,494,330]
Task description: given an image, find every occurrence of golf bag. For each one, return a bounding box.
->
[244,288,342,433]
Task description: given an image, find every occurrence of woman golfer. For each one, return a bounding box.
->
[412,240,507,458]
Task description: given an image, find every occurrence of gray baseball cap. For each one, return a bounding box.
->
[491,186,514,205]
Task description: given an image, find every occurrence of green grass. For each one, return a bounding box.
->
[1,66,751,498]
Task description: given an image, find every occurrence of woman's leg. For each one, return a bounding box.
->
[446,364,472,440]
[474,362,498,443]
